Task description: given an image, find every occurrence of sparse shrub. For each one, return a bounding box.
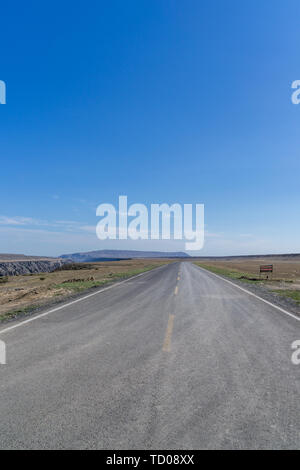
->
[61,276,95,284]
[54,263,92,271]
[0,276,8,284]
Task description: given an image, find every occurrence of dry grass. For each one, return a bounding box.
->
[0,258,173,321]
[198,259,300,281]
[194,257,300,304]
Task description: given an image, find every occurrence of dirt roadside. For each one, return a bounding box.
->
[0,258,173,323]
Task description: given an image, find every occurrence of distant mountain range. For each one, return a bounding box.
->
[60,249,190,262]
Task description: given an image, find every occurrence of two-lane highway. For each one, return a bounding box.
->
[0,262,299,449]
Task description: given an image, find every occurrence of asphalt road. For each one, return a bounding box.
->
[0,262,299,450]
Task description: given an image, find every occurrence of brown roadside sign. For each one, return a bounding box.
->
[260,265,273,273]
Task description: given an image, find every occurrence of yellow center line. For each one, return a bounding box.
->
[162,314,175,352]
[162,271,179,352]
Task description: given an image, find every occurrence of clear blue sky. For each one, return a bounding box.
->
[1,0,300,256]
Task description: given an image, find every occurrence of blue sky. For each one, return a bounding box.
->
[1,0,300,256]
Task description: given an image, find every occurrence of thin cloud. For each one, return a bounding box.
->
[0,216,37,226]
[0,215,90,232]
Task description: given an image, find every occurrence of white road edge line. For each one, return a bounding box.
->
[0,266,165,335]
[195,264,300,322]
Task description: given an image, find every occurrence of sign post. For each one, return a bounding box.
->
[259,264,273,279]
